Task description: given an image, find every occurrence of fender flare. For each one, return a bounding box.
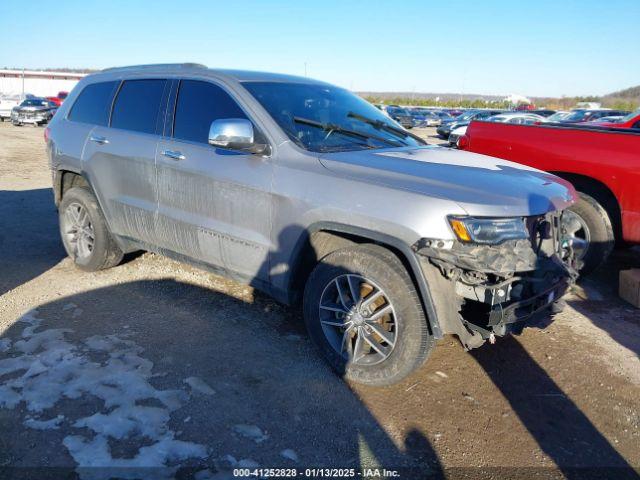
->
[305,221,443,339]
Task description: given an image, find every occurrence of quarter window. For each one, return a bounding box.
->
[111,79,167,134]
[173,80,247,144]
[68,81,118,126]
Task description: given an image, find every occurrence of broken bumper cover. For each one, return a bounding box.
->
[414,217,578,349]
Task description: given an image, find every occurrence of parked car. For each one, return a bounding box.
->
[460,121,640,273]
[47,64,578,386]
[590,109,640,129]
[528,109,556,117]
[546,111,572,122]
[0,93,35,121]
[385,106,415,129]
[432,110,454,121]
[10,97,58,126]
[46,91,69,107]
[486,112,547,125]
[436,109,504,139]
[589,115,624,123]
[409,108,441,127]
[447,124,468,146]
[449,113,545,147]
[559,109,629,124]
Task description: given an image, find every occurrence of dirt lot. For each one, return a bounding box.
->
[0,122,638,479]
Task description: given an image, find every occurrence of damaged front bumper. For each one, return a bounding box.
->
[414,212,579,349]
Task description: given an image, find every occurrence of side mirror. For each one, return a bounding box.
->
[208,118,268,155]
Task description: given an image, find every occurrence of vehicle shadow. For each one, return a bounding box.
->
[470,335,638,480]
[0,278,444,478]
[0,188,66,296]
[567,246,640,357]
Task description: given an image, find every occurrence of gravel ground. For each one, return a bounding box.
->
[0,122,638,479]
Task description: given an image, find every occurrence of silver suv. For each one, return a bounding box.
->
[47,64,578,386]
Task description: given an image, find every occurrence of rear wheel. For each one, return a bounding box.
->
[303,244,433,386]
[563,192,614,274]
[59,187,123,271]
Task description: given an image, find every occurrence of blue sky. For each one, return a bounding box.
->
[1,0,638,97]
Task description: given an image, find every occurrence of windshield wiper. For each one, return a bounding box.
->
[347,111,426,145]
[293,116,403,147]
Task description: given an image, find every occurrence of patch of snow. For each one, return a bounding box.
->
[184,376,216,396]
[62,303,77,311]
[237,459,259,468]
[280,449,299,462]
[0,338,11,352]
[24,414,64,430]
[232,424,268,443]
[0,309,207,476]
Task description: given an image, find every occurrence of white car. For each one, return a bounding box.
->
[487,112,547,124]
[448,125,468,146]
[0,94,34,121]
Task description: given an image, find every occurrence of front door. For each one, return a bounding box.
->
[155,79,273,282]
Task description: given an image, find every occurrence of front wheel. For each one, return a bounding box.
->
[303,244,434,386]
[563,192,614,274]
[59,187,123,271]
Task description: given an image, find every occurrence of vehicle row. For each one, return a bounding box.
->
[0,91,67,126]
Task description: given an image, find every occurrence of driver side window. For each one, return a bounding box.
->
[173,80,247,144]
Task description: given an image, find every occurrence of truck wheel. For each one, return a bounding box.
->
[303,244,433,386]
[563,192,614,274]
[59,187,123,272]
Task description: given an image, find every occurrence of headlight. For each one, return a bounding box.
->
[448,216,528,244]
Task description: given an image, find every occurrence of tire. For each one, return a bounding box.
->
[59,187,123,272]
[303,244,434,386]
[564,192,614,275]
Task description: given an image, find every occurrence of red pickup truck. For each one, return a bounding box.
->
[459,121,640,273]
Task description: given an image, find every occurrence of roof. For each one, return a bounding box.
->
[98,63,328,85]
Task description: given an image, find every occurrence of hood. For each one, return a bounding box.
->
[18,105,50,112]
[319,146,576,217]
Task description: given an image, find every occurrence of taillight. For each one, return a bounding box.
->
[44,126,50,143]
[456,134,469,150]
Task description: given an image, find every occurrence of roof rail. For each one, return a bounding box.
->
[101,63,207,72]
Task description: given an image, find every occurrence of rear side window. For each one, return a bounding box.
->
[68,81,118,126]
[111,79,167,134]
[173,80,247,144]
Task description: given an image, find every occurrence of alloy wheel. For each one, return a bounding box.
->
[61,202,95,260]
[318,274,397,366]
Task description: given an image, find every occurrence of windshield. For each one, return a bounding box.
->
[243,82,423,152]
[21,99,49,107]
[563,110,589,122]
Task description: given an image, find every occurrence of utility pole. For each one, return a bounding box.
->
[22,67,25,98]
[304,62,307,77]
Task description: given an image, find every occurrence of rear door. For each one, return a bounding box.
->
[55,81,118,175]
[156,78,273,281]
[83,78,169,244]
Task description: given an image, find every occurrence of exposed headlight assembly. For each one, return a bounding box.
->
[448,216,528,244]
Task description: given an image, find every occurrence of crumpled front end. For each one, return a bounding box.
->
[414,211,579,349]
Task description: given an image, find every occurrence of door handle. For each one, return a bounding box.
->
[89,135,109,145]
[162,150,186,161]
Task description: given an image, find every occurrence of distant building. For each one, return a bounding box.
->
[0,69,86,97]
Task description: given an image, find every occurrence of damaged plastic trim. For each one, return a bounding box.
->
[413,212,578,349]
